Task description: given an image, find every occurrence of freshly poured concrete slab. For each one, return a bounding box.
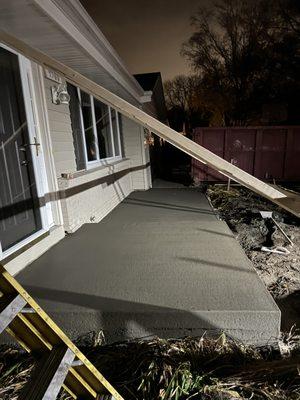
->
[18,188,280,344]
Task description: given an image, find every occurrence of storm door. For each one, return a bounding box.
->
[0,46,42,253]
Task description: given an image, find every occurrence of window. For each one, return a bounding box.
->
[110,108,121,157]
[80,90,98,162]
[68,86,123,169]
[94,99,113,159]
[67,83,85,170]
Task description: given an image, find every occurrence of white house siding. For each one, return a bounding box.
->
[42,75,151,233]
[57,159,133,232]
[122,116,152,191]
[0,0,153,275]
[43,76,77,176]
[56,115,152,233]
[3,69,151,273]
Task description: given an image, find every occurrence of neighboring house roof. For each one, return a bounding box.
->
[0,0,145,106]
[134,72,162,92]
[134,72,168,122]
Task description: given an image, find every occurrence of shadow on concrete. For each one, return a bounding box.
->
[23,285,222,343]
[124,197,216,215]
[15,188,280,345]
[276,290,300,332]
[196,228,234,238]
[177,256,257,275]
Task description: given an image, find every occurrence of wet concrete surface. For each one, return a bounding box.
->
[18,188,280,344]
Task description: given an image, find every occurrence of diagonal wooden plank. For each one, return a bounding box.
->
[0,294,26,333]
[270,185,300,218]
[0,29,289,210]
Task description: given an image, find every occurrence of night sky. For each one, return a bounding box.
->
[80,0,208,81]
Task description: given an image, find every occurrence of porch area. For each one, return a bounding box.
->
[18,186,280,344]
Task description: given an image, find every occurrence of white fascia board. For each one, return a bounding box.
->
[33,0,145,103]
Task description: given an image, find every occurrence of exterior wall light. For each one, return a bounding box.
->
[144,128,154,146]
[51,83,70,105]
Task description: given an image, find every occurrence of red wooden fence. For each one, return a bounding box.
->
[192,126,300,182]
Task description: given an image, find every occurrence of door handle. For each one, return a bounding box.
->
[19,137,41,156]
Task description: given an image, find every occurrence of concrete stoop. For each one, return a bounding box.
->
[18,188,281,346]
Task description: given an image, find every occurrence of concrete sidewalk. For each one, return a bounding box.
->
[18,188,280,344]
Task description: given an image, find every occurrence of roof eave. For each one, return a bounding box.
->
[34,0,145,103]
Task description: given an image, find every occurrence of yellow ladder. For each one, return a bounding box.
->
[0,264,123,400]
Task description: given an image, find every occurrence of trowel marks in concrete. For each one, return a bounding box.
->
[19,188,280,345]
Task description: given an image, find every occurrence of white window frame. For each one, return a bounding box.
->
[76,86,123,170]
[108,106,116,158]
[115,110,123,157]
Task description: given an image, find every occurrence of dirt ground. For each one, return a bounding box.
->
[206,184,300,332]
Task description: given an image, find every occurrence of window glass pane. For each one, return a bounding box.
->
[80,90,97,161]
[67,83,85,170]
[111,109,121,156]
[94,99,113,159]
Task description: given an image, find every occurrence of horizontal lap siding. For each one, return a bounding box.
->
[55,117,150,231]
[43,76,77,177]
[58,160,132,232]
[122,116,151,190]
[43,78,150,232]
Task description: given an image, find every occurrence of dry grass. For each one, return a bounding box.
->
[0,347,34,400]
[87,332,300,400]
[1,332,300,399]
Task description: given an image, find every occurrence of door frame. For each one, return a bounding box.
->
[0,43,52,260]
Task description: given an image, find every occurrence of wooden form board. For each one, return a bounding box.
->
[1,30,299,219]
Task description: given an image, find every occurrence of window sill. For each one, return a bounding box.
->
[60,157,129,180]
[86,156,123,170]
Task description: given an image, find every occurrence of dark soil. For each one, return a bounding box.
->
[206,185,300,332]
